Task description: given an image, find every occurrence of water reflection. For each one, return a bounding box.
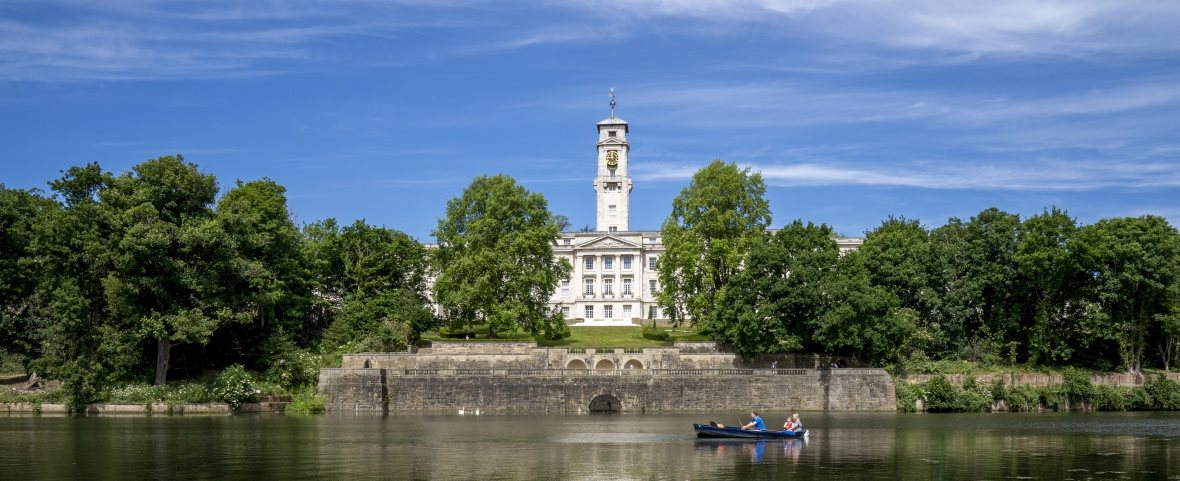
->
[0,412,1177,480]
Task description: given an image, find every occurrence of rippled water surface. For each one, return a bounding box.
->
[2,412,1178,480]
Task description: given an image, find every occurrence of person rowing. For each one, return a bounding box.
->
[741,411,766,430]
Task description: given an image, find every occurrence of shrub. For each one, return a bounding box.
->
[263,349,324,390]
[642,323,671,342]
[286,388,327,414]
[895,381,921,412]
[1094,384,1129,411]
[212,365,260,409]
[958,376,992,412]
[923,376,960,412]
[540,321,571,341]
[1004,385,1041,412]
[1144,374,1180,410]
[1062,367,1095,408]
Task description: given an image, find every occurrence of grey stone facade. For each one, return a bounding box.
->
[318,342,895,413]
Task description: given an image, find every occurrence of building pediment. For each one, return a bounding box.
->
[579,235,641,249]
[596,138,629,147]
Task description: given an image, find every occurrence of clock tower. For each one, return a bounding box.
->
[594,89,632,232]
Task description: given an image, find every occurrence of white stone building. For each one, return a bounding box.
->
[550,99,863,326]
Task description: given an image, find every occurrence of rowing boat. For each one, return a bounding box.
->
[693,423,809,439]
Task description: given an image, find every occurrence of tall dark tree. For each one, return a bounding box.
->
[1013,207,1089,365]
[927,208,1020,361]
[211,179,310,366]
[101,155,234,385]
[658,160,771,326]
[0,186,54,367]
[433,175,570,338]
[320,220,433,351]
[27,163,122,409]
[1076,216,1180,373]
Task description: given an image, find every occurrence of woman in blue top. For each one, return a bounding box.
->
[741,411,766,430]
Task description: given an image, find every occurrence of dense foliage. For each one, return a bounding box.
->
[660,163,1180,376]
[4,155,1180,412]
[432,174,571,338]
[0,157,439,411]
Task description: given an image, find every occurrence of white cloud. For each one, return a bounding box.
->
[572,0,1180,56]
[632,158,1180,191]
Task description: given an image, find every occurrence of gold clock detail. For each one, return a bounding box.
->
[606,150,619,168]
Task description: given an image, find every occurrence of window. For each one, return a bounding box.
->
[604,305,614,319]
[585,305,594,319]
[648,256,658,270]
[622,255,632,270]
[584,256,595,270]
[561,306,570,318]
[622,278,632,296]
[584,278,595,297]
[648,305,658,319]
[608,226,617,232]
[649,279,658,295]
[563,238,572,245]
[608,130,617,137]
[603,256,613,270]
[603,278,614,296]
[608,205,616,217]
[561,280,570,298]
[622,304,632,318]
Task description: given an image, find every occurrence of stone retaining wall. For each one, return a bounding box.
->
[319,367,896,413]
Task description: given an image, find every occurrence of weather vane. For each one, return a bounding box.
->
[609,87,616,117]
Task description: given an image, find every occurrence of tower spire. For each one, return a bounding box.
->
[609,87,616,118]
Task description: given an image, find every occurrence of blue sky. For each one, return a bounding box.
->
[2,1,1179,240]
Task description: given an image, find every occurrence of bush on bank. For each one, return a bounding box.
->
[899,373,1180,412]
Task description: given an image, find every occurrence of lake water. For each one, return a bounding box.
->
[1,412,1178,480]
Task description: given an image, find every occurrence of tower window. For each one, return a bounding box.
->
[608,205,616,217]
[609,226,618,232]
[608,131,617,137]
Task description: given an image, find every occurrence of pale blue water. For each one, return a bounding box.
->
[1,412,1177,480]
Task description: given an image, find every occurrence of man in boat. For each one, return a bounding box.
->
[741,411,766,430]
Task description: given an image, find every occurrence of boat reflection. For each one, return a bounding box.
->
[694,437,807,465]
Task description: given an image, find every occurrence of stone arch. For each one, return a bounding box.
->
[623,359,643,370]
[589,394,621,413]
[363,359,372,368]
[566,359,588,369]
[594,359,615,370]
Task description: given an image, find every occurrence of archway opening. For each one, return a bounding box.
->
[589,394,621,413]
[594,359,615,370]
[623,359,643,370]
[566,359,588,369]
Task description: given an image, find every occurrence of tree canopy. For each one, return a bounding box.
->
[432,174,571,338]
[657,159,771,327]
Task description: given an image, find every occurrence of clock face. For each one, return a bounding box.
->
[606,151,619,168]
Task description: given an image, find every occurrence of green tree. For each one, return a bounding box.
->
[433,175,570,338]
[710,221,836,356]
[211,179,311,367]
[1156,307,1180,371]
[658,160,771,326]
[1076,216,1180,373]
[1013,207,1089,365]
[927,208,1020,361]
[100,155,236,385]
[317,220,433,351]
[0,186,54,368]
[858,217,933,314]
[27,163,123,409]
